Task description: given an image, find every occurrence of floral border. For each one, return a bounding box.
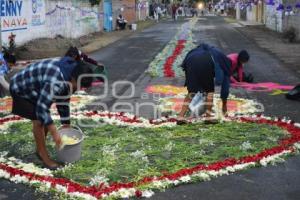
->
[0,112,300,199]
[147,19,197,78]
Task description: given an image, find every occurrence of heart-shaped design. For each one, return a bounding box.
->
[0,112,300,199]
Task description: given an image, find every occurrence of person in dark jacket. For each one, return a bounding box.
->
[65,46,106,83]
[10,57,93,169]
[178,43,231,121]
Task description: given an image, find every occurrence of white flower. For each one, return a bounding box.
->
[268,136,279,142]
[179,176,191,183]
[117,188,136,198]
[294,143,300,150]
[55,185,67,193]
[10,175,29,184]
[194,172,211,181]
[102,145,117,157]
[259,151,290,166]
[130,150,146,158]
[8,157,17,161]
[69,192,97,200]
[45,182,52,189]
[164,142,175,151]
[226,166,236,172]
[0,151,8,157]
[153,180,164,188]
[0,157,6,162]
[0,169,10,179]
[207,170,219,177]
[142,190,155,198]
[141,156,149,163]
[89,175,109,186]
[199,139,214,146]
[15,163,53,176]
[217,169,229,176]
[29,180,41,185]
[240,141,252,151]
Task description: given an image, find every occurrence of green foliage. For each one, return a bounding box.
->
[0,120,288,186]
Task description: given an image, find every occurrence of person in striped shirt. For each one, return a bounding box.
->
[10,57,93,169]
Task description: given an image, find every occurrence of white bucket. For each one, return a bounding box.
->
[57,126,84,163]
[131,23,137,31]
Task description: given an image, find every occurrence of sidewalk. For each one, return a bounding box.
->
[15,20,155,61]
[225,17,300,75]
[238,25,300,75]
[238,20,264,26]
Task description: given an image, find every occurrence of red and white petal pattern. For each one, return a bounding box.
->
[0,112,300,199]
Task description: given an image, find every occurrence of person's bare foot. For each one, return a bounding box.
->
[177,119,188,125]
[204,118,219,124]
[36,152,61,170]
[176,116,188,125]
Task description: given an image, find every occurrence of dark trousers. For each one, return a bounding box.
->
[117,22,126,30]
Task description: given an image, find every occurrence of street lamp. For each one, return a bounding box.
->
[198,2,204,9]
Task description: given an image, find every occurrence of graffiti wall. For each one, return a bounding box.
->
[1,0,46,45]
[1,0,102,45]
[45,0,101,38]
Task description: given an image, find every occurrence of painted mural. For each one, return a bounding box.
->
[0,0,101,45]
[0,0,46,45]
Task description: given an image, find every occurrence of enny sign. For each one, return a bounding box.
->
[0,0,28,32]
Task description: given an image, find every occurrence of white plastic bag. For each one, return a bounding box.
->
[189,92,206,115]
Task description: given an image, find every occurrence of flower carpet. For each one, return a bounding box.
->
[145,84,261,116]
[0,95,96,116]
[157,94,261,116]
[1,111,300,199]
[147,19,197,78]
[231,82,294,95]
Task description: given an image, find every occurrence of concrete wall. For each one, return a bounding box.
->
[1,0,102,45]
[283,15,300,38]
[244,2,264,23]
[264,1,284,32]
[246,3,257,21]
[45,0,101,38]
[282,0,300,38]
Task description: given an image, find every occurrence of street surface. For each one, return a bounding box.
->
[1,16,299,200]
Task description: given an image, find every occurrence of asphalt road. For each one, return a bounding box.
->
[1,17,300,200]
